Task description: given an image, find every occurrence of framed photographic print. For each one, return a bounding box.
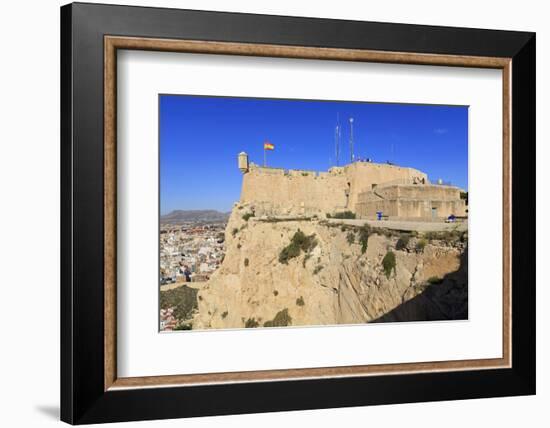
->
[61,2,535,424]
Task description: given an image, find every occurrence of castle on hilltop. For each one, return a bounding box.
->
[237,152,466,220]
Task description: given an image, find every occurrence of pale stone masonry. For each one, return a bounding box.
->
[237,152,466,220]
[356,182,466,219]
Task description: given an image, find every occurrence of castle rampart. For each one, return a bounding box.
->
[355,184,466,219]
[237,152,465,220]
[240,163,349,214]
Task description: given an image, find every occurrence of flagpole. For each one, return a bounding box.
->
[264,147,266,167]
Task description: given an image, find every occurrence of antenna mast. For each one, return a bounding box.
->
[335,113,341,166]
[349,117,354,163]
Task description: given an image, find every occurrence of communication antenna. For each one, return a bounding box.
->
[364,119,367,161]
[349,117,354,163]
[334,113,341,166]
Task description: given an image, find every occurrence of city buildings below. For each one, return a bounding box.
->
[159,308,177,331]
[160,221,226,286]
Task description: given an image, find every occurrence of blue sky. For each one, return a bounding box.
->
[160,95,468,214]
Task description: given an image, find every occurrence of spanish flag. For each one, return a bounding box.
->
[264,141,274,151]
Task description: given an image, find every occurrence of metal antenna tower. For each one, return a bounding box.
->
[349,117,354,163]
[334,113,341,166]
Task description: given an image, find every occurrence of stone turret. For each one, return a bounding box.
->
[238,152,249,173]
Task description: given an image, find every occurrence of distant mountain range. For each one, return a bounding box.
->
[161,210,230,224]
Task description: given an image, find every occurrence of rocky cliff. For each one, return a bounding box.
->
[192,202,467,330]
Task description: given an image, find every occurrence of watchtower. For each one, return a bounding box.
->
[238,152,249,173]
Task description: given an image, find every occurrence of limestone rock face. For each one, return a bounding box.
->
[192,203,467,330]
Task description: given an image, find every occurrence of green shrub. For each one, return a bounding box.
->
[278,243,301,264]
[221,311,228,319]
[330,211,356,219]
[415,239,427,252]
[377,227,398,239]
[346,231,355,244]
[232,227,239,236]
[359,224,371,254]
[423,230,465,243]
[427,276,443,285]
[160,285,198,322]
[245,318,260,328]
[263,308,292,327]
[396,234,410,251]
[242,212,255,221]
[292,229,317,251]
[174,323,192,331]
[313,265,323,275]
[279,229,317,264]
[442,230,460,242]
[382,251,396,279]
[425,231,437,241]
[296,296,305,306]
[244,258,249,267]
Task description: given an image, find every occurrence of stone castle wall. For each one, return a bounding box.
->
[356,184,466,219]
[344,162,428,210]
[240,165,348,214]
[240,162,429,216]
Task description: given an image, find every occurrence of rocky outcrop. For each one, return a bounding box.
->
[192,203,467,330]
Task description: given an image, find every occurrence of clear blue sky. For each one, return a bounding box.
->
[160,95,468,214]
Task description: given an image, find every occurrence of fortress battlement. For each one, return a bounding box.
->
[248,163,343,179]
[246,161,423,179]
[237,152,466,220]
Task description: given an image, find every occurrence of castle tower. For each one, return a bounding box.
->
[238,152,249,173]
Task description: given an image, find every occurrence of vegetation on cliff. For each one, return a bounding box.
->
[382,251,397,278]
[245,317,260,328]
[326,211,356,219]
[160,285,198,324]
[242,212,255,221]
[359,224,371,253]
[396,234,410,251]
[263,308,292,327]
[278,229,318,264]
[415,239,427,252]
